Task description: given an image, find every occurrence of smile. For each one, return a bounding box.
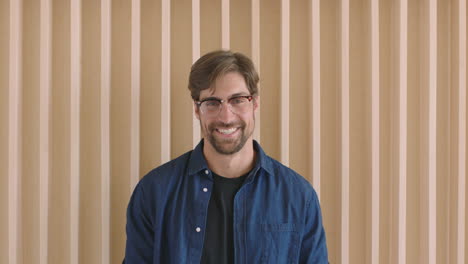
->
[216,127,238,135]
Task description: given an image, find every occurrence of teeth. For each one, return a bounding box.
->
[217,128,237,134]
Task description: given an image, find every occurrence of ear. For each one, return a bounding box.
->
[194,102,201,120]
[253,96,260,111]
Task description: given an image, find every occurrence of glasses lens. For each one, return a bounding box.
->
[201,99,221,115]
[228,96,251,114]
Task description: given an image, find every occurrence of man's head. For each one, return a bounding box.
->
[189,50,259,155]
[188,50,259,101]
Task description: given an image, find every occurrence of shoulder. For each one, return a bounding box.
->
[263,155,318,202]
[137,150,193,190]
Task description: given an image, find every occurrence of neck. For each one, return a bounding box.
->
[203,139,256,178]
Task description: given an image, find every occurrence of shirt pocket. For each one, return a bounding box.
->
[258,223,300,264]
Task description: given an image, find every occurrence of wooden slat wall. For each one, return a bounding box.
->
[341,0,350,262]
[192,0,201,147]
[457,2,466,264]
[100,0,111,263]
[39,0,51,263]
[1,0,467,263]
[370,0,380,262]
[69,1,81,263]
[8,1,21,264]
[398,0,408,263]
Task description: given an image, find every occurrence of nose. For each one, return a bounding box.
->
[217,103,236,123]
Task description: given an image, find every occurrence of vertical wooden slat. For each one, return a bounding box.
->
[131,0,140,191]
[341,0,350,262]
[100,0,111,263]
[39,0,51,263]
[311,0,320,196]
[70,0,81,263]
[280,0,290,166]
[252,0,260,142]
[8,1,22,264]
[192,0,200,148]
[427,0,437,263]
[221,0,229,49]
[457,1,466,263]
[161,0,171,163]
[398,0,408,263]
[370,0,380,263]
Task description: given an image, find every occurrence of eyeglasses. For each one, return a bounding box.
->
[195,95,254,116]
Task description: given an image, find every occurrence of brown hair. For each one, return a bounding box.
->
[188,50,259,101]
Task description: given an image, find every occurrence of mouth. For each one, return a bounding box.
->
[215,127,239,136]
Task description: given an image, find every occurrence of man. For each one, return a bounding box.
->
[124,50,328,263]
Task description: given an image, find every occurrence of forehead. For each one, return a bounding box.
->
[200,72,249,98]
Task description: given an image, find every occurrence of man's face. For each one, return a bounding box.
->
[195,72,258,155]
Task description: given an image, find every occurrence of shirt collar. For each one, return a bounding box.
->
[187,139,274,176]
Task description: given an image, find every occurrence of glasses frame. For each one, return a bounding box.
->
[195,95,254,116]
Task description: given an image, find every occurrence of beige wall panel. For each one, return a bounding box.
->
[39,0,52,263]
[100,1,111,263]
[171,0,193,159]
[378,0,393,263]
[388,0,406,262]
[69,0,81,261]
[310,0,320,194]
[349,0,371,263]
[290,0,310,180]
[251,0,260,142]
[21,0,40,263]
[460,2,468,261]
[160,0,171,163]
[201,0,221,54]
[280,0,290,166]
[0,0,9,263]
[370,0,380,262]
[8,1,22,263]
[465,2,468,259]
[465,6,468,256]
[453,2,466,263]
[341,0,351,261]
[130,0,141,191]
[50,0,71,262]
[260,0,281,161]
[141,0,162,175]
[449,1,460,261]
[222,0,229,49]
[80,0,102,262]
[436,1,450,263]
[406,0,423,262]
[428,0,438,262]
[320,0,340,263]
[192,0,201,146]
[231,0,251,56]
[110,0,131,262]
[416,0,432,262]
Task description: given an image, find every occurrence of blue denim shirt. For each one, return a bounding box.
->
[124,140,328,263]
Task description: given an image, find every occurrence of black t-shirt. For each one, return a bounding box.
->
[200,172,248,264]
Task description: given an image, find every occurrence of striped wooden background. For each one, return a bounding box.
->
[0,0,467,263]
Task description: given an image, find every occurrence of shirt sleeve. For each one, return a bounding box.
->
[123,182,154,263]
[299,190,329,264]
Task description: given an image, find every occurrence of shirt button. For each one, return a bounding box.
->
[203,188,208,192]
[196,227,201,232]
[204,170,209,175]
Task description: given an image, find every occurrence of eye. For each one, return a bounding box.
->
[204,100,221,107]
[230,96,247,105]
